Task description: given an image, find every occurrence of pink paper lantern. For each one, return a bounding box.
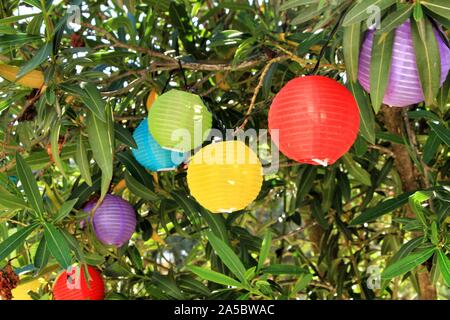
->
[358,20,450,107]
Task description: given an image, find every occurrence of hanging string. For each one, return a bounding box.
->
[311,4,351,75]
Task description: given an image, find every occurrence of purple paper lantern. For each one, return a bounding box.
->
[83,194,137,247]
[358,20,450,107]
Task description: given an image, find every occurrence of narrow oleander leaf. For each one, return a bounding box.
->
[261,264,307,275]
[187,265,243,288]
[86,106,114,201]
[53,198,78,223]
[350,191,414,225]
[50,121,65,176]
[0,191,30,211]
[343,0,396,27]
[81,83,107,122]
[33,236,49,269]
[429,121,450,147]
[125,172,159,202]
[17,42,52,78]
[348,81,376,143]
[15,152,44,214]
[0,223,39,262]
[376,3,413,34]
[114,123,137,148]
[205,231,247,284]
[279,0,320,11]
[342,153,371,186]
[75,133,92,186]
[370,30,395,113]
[422,0,450,20]
[382,247,435,280]
[436,249,450,286]
[423,131,441,164]
[257,230,272,272]
[411,18,441,106]
[43,222,72,269]
[343,23,361,83]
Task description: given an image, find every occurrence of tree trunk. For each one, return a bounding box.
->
[381,105,437,300]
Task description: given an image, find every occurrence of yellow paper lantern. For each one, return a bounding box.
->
[187,140,263,213]
[0,64,44,89]
[12,278,44,300]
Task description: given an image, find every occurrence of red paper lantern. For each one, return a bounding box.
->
[268,76,360,166]
[53,265,105,300]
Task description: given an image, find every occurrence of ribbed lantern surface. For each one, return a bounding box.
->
[53,265,104,300]
[84,194,136,247]
[358,20,450,107]
[268,75,360,166]
[132,118,186,171]
[148,89,212,152]
[187,140,263,213]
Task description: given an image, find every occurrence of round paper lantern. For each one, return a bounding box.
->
[187,140,263,213]
[84,194,136,247]
[358,19,450,107]
[148,89,212,152]
[53,265,104,300]
[268,75,360,166]
[131,118,186,171]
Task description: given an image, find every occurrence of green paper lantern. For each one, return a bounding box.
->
[148,90,212,152]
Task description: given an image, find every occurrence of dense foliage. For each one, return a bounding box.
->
[0,0,449,300]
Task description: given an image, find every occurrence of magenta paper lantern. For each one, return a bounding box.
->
[83,194,136,247]
[358,19,450,107]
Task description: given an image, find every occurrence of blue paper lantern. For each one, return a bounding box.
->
[131,118,186,171]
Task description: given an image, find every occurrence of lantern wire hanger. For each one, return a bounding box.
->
[310,3,352,75]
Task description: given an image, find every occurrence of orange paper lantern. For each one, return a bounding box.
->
[268,76,360,166]
[53,265,105,300]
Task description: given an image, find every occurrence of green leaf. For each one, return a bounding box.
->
[408,191,431,227]
[187,265,243,288]
[170,190,202,231]
[197,206,229,245]
[343,0,396,27]
[423,131,441,164]
[436,249,450,286]
[114,123,137,148]
[291,4,324,25]
[429,121,450,147]
[0,13,39,25]
[0,191,30,211]
[116,150,154,188]
[382,247,435,280]
[291,273,313,297]
[15,152,44,214]
[279,0,319,11]
[50,121,65,176]
[376,3,413,34]
[53,198,78,223]
[0,34,41,48]
[152,273,185,300]
[43,222,72,269]
[370,30,395,113]
[422,0,450,20]
[125,172,159,202]
[437,74,450,113]
[342,153,371,186]
[74,133,92,186]
[295,166,317,207]
[257,230,272,272]
[205,231,247,284]
[343,23,361,83]
[34,236,49,270]
[350,191,413,225]
[86,107,114,201]
[81,84,107,122]
[348,81,376,143]
[411,18,441,106]
[0,224,38,262]
[261,264,307,275]
[17,42,52,79]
